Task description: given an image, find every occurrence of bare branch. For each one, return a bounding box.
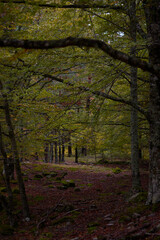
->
[0,0,123,10]
[0,37,159,76]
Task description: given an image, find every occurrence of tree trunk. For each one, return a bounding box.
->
[62,138,65,162]
[0,124,14,225]
[49,143,53,163]
[44,143,49,163]
[129,0,141,193]
[58,137,62,163]
[3,97,30,219]
[68,133,72,157]
[143,0,160,203]
[75,147,78,163]
[54,141,58,163]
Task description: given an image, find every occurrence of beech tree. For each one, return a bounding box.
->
[0,0,160,204]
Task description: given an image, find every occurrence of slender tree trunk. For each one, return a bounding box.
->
[3,97,30,219]
[0,192,14,226]
[54,141,58,163]
[44,143,49,163]
[129,0,141,193]
[75,147,78,163]
[68,133,72,157]
[58,135,62,163]
[0,124,14,225]
[49,143,53,163]
[61,137,65,162]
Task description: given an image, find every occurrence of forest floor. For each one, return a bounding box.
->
[1,159,160,240]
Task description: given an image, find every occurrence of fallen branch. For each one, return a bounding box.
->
[35,197,64,235]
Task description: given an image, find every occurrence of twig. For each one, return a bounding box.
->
[35,197,64,235]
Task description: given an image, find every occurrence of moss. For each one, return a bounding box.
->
[87,222,100,233]
[87,183,93,187]
[33,195,44,201]
[10,180,18,184]
[0,187,7,193]
[106,173,111,177]
[151,203,160,212]
[57,185,68,190]
[126,204,148,217]
[56,204,74,213]
[119,215,131,223]
[48,185,54,188]
[98,193,107,199]
[153,237,160,240]
[129,192,147,203]
[74,187,81,192]
[112,167,122,174]
[52,216,74,226]
[97,159,109,165]
[61,180,75,188]
[23,177,28,182]
[12,188,20,194]
[34,174,43,179]
[0,224,14,235]
[56,177,62,181]
[40,232,53,239]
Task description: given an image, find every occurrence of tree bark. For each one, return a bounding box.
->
[75,147,78,163]
[44,143,49,163]
[143,0,160,203]
[54,141,58,163]
[129,0,141,193]
[49,143,53,163]
[0,124,14,225]
[68,133,72,157]
[58,136,62,163]
[3,97,30,218]
[61,137,65,162]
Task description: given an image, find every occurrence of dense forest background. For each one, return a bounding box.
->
[0,0,160,238]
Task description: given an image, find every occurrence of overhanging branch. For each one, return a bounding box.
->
[0,37,159,77]
[0,0,123,10]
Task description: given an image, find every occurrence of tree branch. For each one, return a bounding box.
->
[0,1,123,10]
[41,73,150,121]
[0,37,159,76]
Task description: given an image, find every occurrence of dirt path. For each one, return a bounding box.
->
[1,162,160,240]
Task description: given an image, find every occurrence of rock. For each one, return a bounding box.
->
[128,193,141,202]
[34,174,43,179]
[104,217,112,221]
[90,205,97,209]
[74,188,81,192]
[140,216,147,222]
[106,222,114,226]
[104,214,112,218]
[132,213,141,219]
[62,180,75,188]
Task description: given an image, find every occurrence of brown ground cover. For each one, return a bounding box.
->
[1,160,160,240]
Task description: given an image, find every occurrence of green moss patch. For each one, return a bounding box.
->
[33,195,44,202]
[61,180,75,188]
[12,188,20,194]
[112,167,122,174]
[0,224,14,235]
[52,216,74,226]
[34,174,44,180]
[0,187,7,193]
[87,222,100,233]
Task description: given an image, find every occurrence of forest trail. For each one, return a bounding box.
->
[1,161,160,240]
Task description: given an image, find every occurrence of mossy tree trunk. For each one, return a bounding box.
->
[2,95,30,219]
[128,0,141,193]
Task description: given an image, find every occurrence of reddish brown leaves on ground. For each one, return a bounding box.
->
[1,161,160,240]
